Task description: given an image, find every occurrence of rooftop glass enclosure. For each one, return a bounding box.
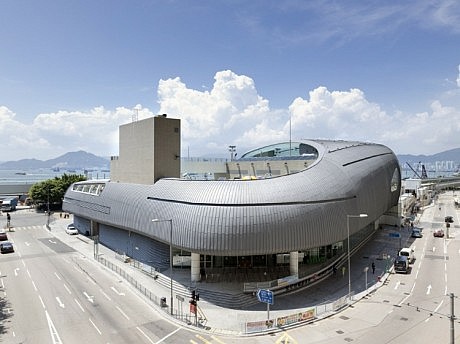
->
[239,142,318,160]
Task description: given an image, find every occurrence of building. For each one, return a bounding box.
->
[63,115,401,292]
[110,114,181,184]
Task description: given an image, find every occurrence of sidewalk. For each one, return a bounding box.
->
[46,212,418,336]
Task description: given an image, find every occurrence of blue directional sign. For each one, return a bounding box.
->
[389,232,401,238]
[257,289,274,305]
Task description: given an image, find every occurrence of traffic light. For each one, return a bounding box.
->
[190,289,199,302]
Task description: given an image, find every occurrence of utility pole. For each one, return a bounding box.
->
[450,293,455,344]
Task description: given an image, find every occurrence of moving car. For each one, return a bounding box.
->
[434,229,445,238]
[411,228,422,238]
[66,223,78,235]
[0,241,14,253]
[0,230,7,241]
[445,216,454,223]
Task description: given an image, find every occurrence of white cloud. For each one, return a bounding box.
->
[0,105,153,161]
[457,64,460,87]
[158,70,281,156]
[288,87,389,141]
[1,69,460,161]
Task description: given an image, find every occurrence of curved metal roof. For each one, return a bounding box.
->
[63,139,401,256]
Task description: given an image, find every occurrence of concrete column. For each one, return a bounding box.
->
[290,251,299,277]
[191,252,200,282]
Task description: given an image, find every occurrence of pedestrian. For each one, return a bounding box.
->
[342,265,346,277]
[371,262,375,274]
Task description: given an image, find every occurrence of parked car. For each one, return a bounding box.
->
[411,228,422,238]
[444,216,454,223]
[434,229,445,237]
[394,255,409,274]
[66,224,78,235]
[0,230,7,241]
[0,241,14,253]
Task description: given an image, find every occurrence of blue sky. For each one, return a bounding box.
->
[1,0,460,162]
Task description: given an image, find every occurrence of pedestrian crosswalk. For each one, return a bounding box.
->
[3,225,44,231]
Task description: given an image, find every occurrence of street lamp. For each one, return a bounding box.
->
[46,185,51,229]
[152,218,173,315]
[347,213,368,300]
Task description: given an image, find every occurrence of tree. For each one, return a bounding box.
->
[29,174,86,210]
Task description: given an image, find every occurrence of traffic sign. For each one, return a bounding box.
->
[257,289,274,305]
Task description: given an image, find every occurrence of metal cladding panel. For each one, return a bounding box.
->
[63,139,401,256]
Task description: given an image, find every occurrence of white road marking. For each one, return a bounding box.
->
[89,318,102,335]
[45,310,63,344]
[14,268,19,276]
[116,305,130,320]
[27,269,31,278]
[64,283,72,294]
[155,327,181,343]
[38,295,46,309]
[74,299,85,312]
[32,280,38,291]
[394,281,401,290]
[426,284,432,295]
[56,296,65,308]
[110,286,125,296]
[136,326,155,344]
[83,291,94,303]
[54,272,61,280]
[25,242,30,246]
[49,240,57,244]
[100,289,111,301]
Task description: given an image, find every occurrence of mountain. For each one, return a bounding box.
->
[0,151,110,170]
[397,147,460,165]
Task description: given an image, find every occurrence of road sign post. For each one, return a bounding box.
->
[257,289,274,321]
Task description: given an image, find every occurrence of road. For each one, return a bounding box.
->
[277,191,459,344]
[0,212,186,343]
[1,192,459,344]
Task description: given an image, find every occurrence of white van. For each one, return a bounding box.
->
[399,248,415,264]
